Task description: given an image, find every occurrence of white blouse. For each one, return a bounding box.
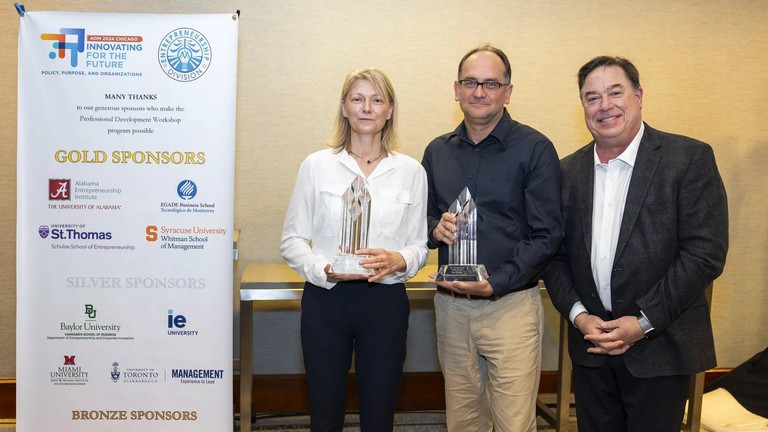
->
[280,148,429,289]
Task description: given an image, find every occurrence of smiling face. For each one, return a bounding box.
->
[341,78,393,139]
[580,65,643,152]
[454,51,513,129]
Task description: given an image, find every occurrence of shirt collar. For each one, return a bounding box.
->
[593,122,645,167]
[336,148,401,179]
[452,108,515,150]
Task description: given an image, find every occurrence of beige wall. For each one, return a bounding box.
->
[2,0,767,377]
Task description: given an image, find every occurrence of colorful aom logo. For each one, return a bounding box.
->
[41,28,85,67]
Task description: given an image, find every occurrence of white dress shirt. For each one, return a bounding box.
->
[569,123,645,323]
[280,148,429,289]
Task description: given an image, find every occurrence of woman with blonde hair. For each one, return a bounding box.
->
[280,68,428,432]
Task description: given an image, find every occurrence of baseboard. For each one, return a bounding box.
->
[0,379,14,422]
[0,369,732,420]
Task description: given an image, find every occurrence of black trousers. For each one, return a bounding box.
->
[573,355,690,432]
[300,281,409,432]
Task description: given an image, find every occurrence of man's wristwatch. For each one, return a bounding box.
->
[637,314,655,338]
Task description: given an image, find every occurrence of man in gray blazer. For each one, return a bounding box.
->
[543,56,728,432]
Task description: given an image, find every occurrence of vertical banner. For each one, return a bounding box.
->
[17,11,237,431]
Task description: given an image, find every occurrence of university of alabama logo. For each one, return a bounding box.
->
[49,179,71,201]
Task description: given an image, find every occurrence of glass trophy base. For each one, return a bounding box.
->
[436,264,488,282]
[330,254,373,275]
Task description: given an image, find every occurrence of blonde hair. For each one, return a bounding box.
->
[327,68,400,153]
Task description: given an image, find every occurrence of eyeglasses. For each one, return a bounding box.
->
[457,79,508,91]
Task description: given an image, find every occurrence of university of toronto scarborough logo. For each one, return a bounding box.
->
[111,362,121,382]
[158,28,211,82]
[41,28,85,67]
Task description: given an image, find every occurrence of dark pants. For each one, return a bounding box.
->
[301,281,409,432]
[573,355,690,432]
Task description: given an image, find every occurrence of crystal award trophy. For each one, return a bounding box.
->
[330,175,374,275]
[437,187,489,281]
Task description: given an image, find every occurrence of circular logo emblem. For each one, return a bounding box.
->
[177,180,197,200]
[158,28,211,82]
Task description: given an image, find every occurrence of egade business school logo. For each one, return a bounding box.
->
[177,179,196,200]
[158,28,211,82]
[40,27,143,77]
[160,179,216,215]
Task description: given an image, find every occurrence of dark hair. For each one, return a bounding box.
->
[457,43,511,84]
[577,56,641,92]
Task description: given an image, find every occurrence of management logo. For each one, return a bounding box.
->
[158,28,211,82]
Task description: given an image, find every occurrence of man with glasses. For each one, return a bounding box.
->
[421,44,563,431]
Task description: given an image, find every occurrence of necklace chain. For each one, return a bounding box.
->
[348,148,386,164]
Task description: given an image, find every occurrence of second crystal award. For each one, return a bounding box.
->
[436,187,489,281]
[331,175,374,275]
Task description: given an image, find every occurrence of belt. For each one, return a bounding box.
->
[436,280,538,301]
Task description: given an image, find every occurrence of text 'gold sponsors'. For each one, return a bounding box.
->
[54,149,206,165]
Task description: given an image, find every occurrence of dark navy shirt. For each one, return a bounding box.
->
[421,109,563,296]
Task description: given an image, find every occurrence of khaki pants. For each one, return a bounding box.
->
[435,287,544,432]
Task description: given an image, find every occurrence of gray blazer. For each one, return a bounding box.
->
[544,123,728,378]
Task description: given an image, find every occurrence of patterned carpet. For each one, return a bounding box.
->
[240,411,575,431]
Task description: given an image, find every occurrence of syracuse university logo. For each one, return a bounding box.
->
[40,28,85,67]
[158,28,211,82]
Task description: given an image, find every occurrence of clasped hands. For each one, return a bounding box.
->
[324,248,406,283]
[574,313,646,356]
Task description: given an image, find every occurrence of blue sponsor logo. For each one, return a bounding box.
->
[177,180,197,200]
